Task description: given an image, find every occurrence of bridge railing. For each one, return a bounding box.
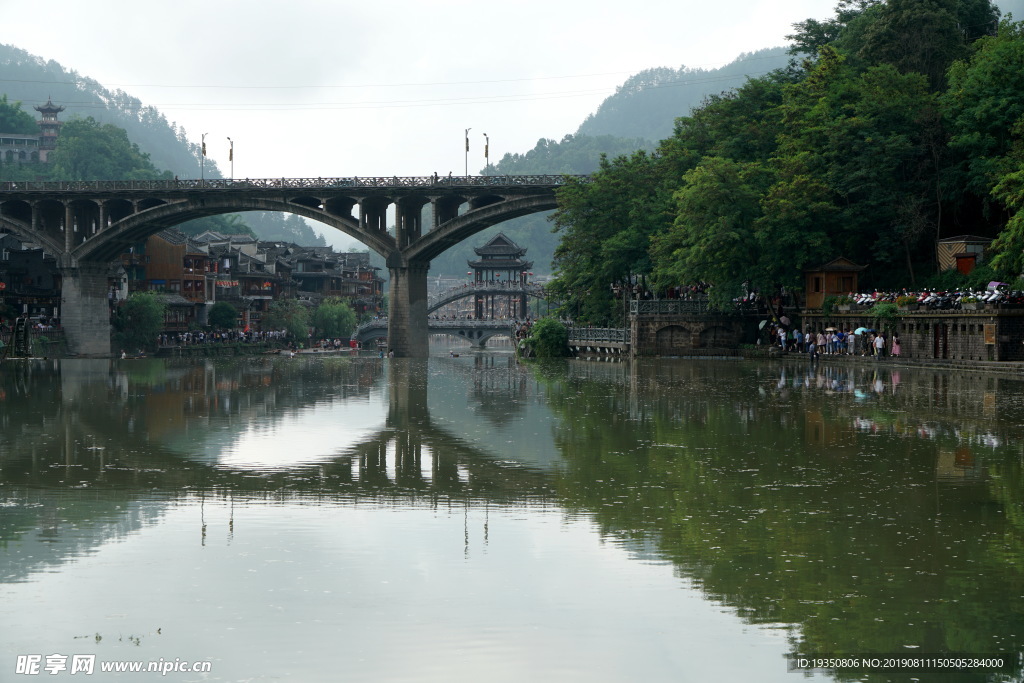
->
[0,175,589,194]
[353,319,388,336]
[352,317,517,339]
[426,319,517,329]
[629,299,711,315]
[567,326,629,344]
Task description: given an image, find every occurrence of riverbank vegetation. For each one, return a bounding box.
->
[523,318,570,358]
[550,0,1024,323]
[112,291,167,353]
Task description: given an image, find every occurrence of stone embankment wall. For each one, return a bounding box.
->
[630,315,750,357]
[626,306,1024,362]
[801,308,1024,362]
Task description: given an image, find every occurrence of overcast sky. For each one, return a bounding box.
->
[4,0,838,181]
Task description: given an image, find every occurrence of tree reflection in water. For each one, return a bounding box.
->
[538,359,1024,679]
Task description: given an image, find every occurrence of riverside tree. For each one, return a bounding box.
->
[310,297,357,339]
[262,299,310,342]
[207,302,238,330]
[112,292,166,353]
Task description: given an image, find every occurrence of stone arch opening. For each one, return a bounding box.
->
[655,325,691,354]
[699,325,736,348]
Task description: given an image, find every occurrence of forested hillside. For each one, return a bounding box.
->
[0,44,204,177]
[576,48,793,142]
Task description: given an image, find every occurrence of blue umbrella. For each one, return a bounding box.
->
[854,327,869,335]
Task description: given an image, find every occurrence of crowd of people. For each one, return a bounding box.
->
[765,324,901,359]
[512,319,535,341]
[311,338,356,351]
[157,329,290,346]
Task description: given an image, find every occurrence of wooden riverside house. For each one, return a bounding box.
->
[803,257,866,309]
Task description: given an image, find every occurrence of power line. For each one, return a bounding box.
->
[0,70,776,114]
[0,52,788,92]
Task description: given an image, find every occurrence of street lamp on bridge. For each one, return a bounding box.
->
[464,127,471,176]
[483,133,489,173]
[200,132,209,182]
[227,137,234,180]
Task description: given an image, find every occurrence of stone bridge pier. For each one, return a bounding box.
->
[387,259,430,358]
[59,264,111,357]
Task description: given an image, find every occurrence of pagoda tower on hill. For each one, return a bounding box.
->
[34,97,65,161]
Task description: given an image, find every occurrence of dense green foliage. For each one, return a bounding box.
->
[550,150,671,320]
[47,117,172,181]
[0,94,37,134]
[112,292,167,352]
[549,1,1024,323]
[525,318,570,358]
[207,302,239,329]
[262,299,310,341]
[310,297,357,339]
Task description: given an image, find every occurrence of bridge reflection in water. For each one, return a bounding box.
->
[0,356,555,503]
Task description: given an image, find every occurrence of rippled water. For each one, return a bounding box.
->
[1,353,1021,682]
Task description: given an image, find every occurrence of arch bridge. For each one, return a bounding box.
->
[426,281,546,314]
[0,175,580,356]
[353,318,515,349]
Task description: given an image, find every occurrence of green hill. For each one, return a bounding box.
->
[576,47,792,142]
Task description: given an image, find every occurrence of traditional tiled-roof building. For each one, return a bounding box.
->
[468,232,533,319]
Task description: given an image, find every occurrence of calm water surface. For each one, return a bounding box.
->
[1,352,1022,682]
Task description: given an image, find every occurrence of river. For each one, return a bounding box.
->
[1,351,1021,682]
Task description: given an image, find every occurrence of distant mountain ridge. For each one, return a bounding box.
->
[576,47,793,142]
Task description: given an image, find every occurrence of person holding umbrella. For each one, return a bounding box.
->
[853,327,869,356]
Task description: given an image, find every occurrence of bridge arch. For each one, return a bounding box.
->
[0,214,65,257]
[433,328,513,348]
[426,284,546,316]
[73,196,396,263]
[404,194,558,263]
[655,324,692,354]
